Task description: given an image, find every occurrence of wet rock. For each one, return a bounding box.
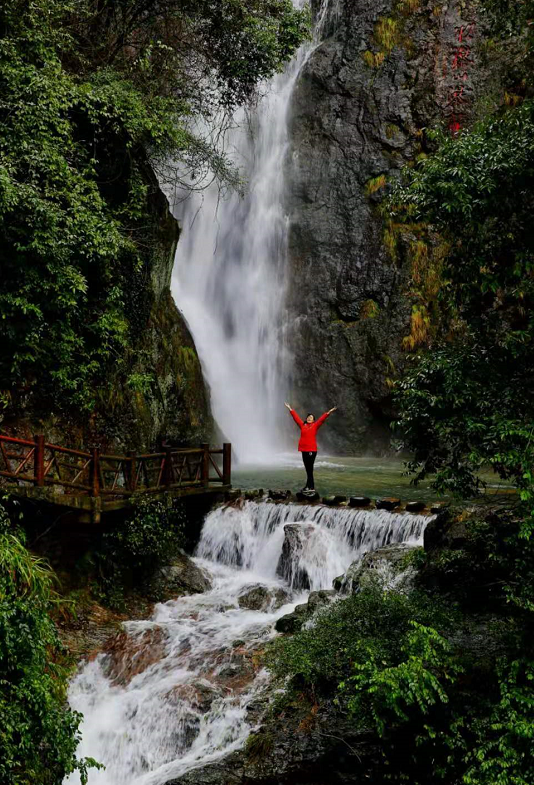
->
[145,550,212,602]
[275,602,308,634]
[102,626,168,686]
[216,651,257,693]
[276,523,316,590]
[334,543,417,594]
[307,589,336,613]
[322,495,347,506]
[275,591,336,634]
[267,489,291,501]
[167,680,221,714]
[376,497,400,511]
[244,489,264,501]
[349,496,371,508]
[238,584,290,612]
[296,490,320,502]
[406,501,426,513]
[225,488,242,502]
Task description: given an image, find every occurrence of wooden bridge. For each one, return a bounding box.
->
[0,434,231,522]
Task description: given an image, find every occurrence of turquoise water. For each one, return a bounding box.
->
[232,454,514,504]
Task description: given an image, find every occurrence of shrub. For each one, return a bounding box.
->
[0,503,99,784]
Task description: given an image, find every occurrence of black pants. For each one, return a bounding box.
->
[301,451,317,489]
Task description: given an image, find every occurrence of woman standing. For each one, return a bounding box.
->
[284,402,337,492]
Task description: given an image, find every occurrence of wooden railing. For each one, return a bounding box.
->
[0,435,231,498]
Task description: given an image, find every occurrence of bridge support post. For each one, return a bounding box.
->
[33,434,45,487]
[201,443,210,488]
[128,452,137,492]
[223,443,231,486]
[164,446,173,489]
[90,447,100,497]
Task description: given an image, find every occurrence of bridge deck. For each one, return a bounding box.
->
[0,435,231,522]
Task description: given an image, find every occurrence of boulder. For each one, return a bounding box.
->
[145,551,212,602]
[376,497,400,511]
[307,589,336,613]
[276,523,316,590]
[333,543,417,593]
[349,496,372,507]
[237,584,290,612]
[274,603,308,634]
[275,591,335,634]
[322,495,347,506]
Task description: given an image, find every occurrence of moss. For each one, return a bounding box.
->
[375,17,401,53]
[361,299,380,319]
[385,123,401,139]
[245,731,275,763]
[365,174,387,195]
[363,49,385,68]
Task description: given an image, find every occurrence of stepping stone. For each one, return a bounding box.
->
[322,495,347,506]
[376,497,401,511]
[296,490,320,502]
[406,501,426,513]
[349,496,371,507]
[244,489,263,500]
[267,489,291,501]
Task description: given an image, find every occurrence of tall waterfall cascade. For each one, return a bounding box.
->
[171,1,337,464]
[65,501,430,785]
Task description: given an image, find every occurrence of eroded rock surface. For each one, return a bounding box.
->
[238,584,290,612]
[145,550,212,602]
[333,542,417,593]
[287,0,512,454]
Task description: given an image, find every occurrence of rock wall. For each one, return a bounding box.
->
[2,169,212,451]
[286,0,508,454]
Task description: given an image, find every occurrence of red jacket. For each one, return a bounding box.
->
[290,409,331,452]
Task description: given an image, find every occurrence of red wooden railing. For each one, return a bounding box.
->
[0,435,231,498]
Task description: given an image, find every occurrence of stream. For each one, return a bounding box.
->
[65,500,429,785]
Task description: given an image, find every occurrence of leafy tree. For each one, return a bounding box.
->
[389,99,534,508]
[0,503,98,783]
[0,0,309,415]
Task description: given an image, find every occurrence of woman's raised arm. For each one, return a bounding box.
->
[285,402,303,428]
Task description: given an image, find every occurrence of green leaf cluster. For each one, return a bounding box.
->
[0,503,99,784]
[95,497,186,607]
[390,99,534,512]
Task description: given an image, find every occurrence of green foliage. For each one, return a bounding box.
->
[268,577,534,784]
[96,497,186,607]
[0,0,309,414]
[390,100,534,511]
[463,657,534,785]
[0,503,99,784]
[267,585,454,700]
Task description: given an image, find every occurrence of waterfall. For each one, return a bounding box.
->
[171,1,336,464]
[65,501,430,785]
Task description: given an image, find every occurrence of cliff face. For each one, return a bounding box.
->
[286,0,507,454]
[2,172,211,452]
[95,171,212,452]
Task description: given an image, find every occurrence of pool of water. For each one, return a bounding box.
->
[232,454,514,503]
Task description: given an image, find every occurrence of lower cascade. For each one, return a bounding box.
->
[65,502,430,785]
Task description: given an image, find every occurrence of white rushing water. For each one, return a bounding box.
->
[66,501,429,785]
[171,1,337,464]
